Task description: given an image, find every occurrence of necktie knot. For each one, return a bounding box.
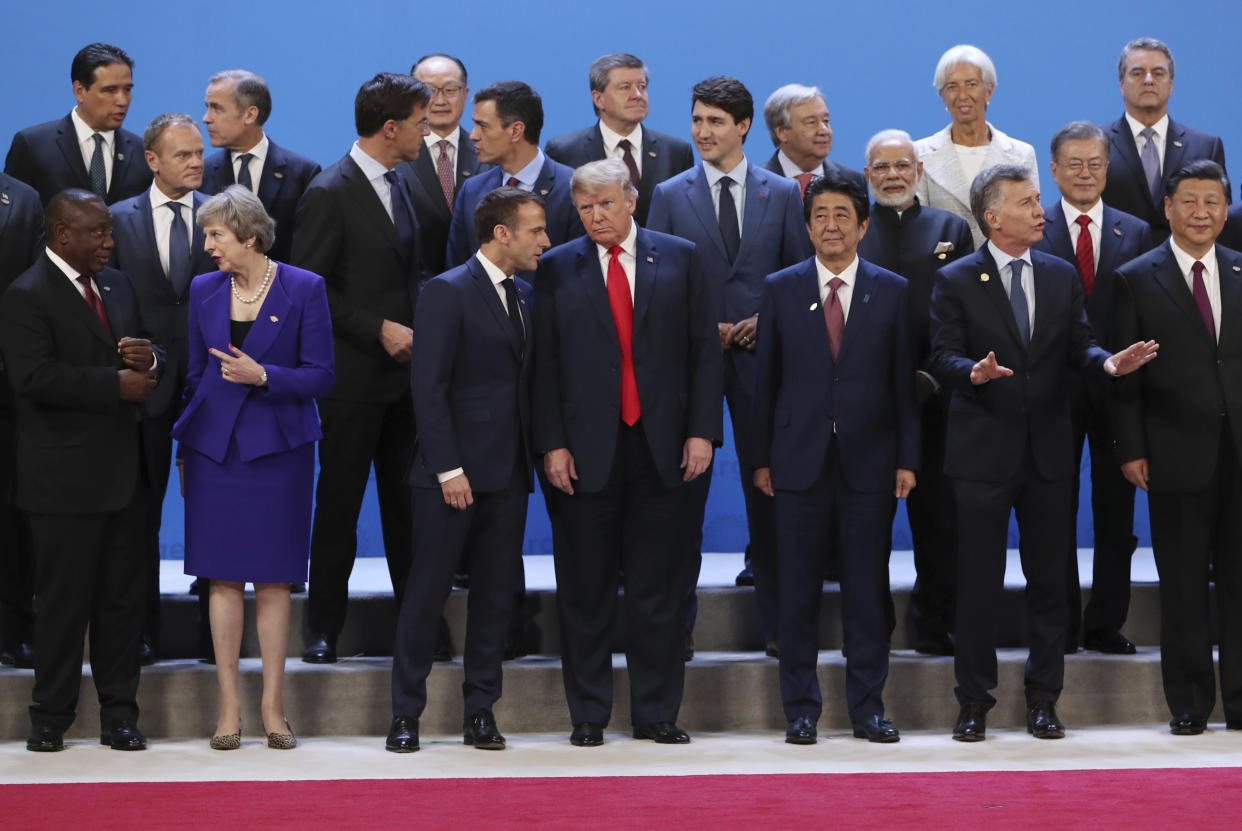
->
[795,172,815,197]
[618,139,631,152]
[506,176,520,188]
[383,170,399,186]
[1140,126,1155,141]
[437,139,450,154]
[827,276,844,293]
[1075,214,1091,230]
[608,244,624,259]
[720,176,734,191]
[1192,260,1205,278]
[91,133,104,147]
[237,152,253,166]
[167,201,183,219]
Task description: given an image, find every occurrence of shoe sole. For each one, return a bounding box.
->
[952,732,985,742]
[853,729,900,743]
[785,735,817,745]
[301,655,337,664]
[463,735,506,750]
[570,738,603,747]
[385,744,420,753]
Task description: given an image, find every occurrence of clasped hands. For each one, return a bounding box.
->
[718,315,758,351]
[117,337,156,402]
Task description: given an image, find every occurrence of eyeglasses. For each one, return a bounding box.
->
[427,84,464,99]
[1062,160,1106,174]
[869,160,915,175]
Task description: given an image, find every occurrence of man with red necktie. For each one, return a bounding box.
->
[759,84,865,198]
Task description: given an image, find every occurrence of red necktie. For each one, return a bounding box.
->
[795,172,814,198]
[824,276,844,360]
[77,275,113,338]
[507,176,520,188]
[1192,261,1216,341]
[1075,214,1095,297]
[606,245,641,425]
[435,139,455,211]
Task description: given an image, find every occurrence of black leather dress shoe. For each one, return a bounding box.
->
[853,714,900,743]
[1025,701,1065,739]
[570,722,604,747]
[101,722,147,750]
[914,634,954,656]
[302,634,337,664]
[764,637,780,659]
[1225,719,1242,730]
[386,717,419,752]
[735,566,754,586]
[138,637,157,667]
[27,725,64,752]
[452,572,470,589]
[1170,714,1206,735]
[785,716,817,745]
[463,708,506,749]
[0,640,35,668]
[953,701,988,742]
[1083,630,1137,655]
[632,722,690,743]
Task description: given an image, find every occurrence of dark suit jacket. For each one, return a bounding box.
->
[545,123,695,225]
[399,128,488,278]
[1112,242,1242,493]
[292,154,424,403]
[532,228,722,492]
[172,265,334,463]
[752,256,919,493]
[109,190,216,418]
[857,199,974,367]
[4,114,151,206]
[0,173,44,418]
[1220,202,1242,252]
[0,257,165,513]
[1100,115,1227,243]
[201,138,322,264]
[409,257,532,493]
[760,150,866,194]
[445,156,584,271]
[1033,202,1153,351]
[928,246,1110,482]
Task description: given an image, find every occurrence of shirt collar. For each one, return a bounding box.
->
[475,250,512,285]
[815,254,859,286]
[70,107,115,147]
[1170,237,1218,280]
[45,246,83,281]
[349,141,392,180]
[1125,112,1169,143]
[506,149,546,188]
[148,184,194,212]
[425,129,459,153]
[233,133,269,162]
[595,217,638,260]
[1060,197,1104,228]
[703,156,748,189]
[987,239,1032,275]
[776,149,819,177]
[598,120,642,156]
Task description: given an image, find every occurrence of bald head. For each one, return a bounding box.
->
[46,189,114,276]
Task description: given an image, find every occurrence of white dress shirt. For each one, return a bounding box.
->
[425,129,459,174]
[349,142,396,221]
[815,254,859,321]
[232,134,269,193]
[1170,238,1221,340]
[1126,112,1169,174]
[148,186,194,276]
[70,108,114,190]
[504,150,546,191]
[776,149,817,178]
[595,218,638,299]
[702,157,747,235]
[598,120,643,177]
[1060,197,1104,272]
[45,246,157,369]
[987,240,1035,331]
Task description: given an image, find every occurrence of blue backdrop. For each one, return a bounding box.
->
[7,0,1237,557]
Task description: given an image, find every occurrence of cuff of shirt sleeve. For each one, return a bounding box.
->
[436,467,465,484]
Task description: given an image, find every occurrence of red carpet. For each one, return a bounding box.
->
[6,768,1242,829]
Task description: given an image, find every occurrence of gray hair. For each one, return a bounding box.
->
[570,158,638,199]
[970,164,1031,239]
[864,129,917,164]
[143,113,199,154]
[933,45,997,92]
[588,53,647,116]
[1118,37,1175,81]
[197,185,276,253]
[208,69,273,125]
[762,83,823,147]
[1049,121,1108,162]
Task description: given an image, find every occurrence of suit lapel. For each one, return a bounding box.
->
[836,263,875,364]
[190,192,212,279]
[1041,203,1074,261]
[532,158,558,200]
[456,126,482,186]
[341,155,401,251]
[1216,245,1242,348]
[237,265,293,360]
[469,256,522,360]
[1161,121,1189,196]
[1151,244,1214,346]
[924,127,971,212]
[587,124,606,160]
[979,249,1025,348]
[1109,119,1150,209]
[1097,207,1124,277]
[108,133,138,202]
[575,241,618,340]
[685,168,728,260]
[257,142,283,212]
[632,230,656,330]
[738,167,772,263]
[202,275,232,352]
[60,265,119,349]
[55,116,90,183]
[1029,254,1060,357]
[798,260,832,366]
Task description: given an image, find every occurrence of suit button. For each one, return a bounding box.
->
[833,376,839,382]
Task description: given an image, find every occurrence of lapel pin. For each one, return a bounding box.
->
[648,151,656,158]
[270,315,279,322]
[463,171,472,177]
[539,188,549,196]
[1173,140,1184,147]
[102,285,112,291]
[810,301,819,311]
[980,273,990,283]
[1114,227,1123,236]
[1234,266,1241,273]
[937,253,946,260]
[863,293,871,303]
[0,193,8,205]
[758,192,766,199]
[274,170,284,179]
[646,256,654,263]
[117,153,125,161]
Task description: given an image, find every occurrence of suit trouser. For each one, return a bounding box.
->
[308,395,414,638]
[953,456,1069,708]
[1148,426,1242,722]
[27,485,147,732]
[775,443,893,723]
[392,483,527,720]
[1065,379,1137,643]
[904,394,957,644]
[0,412,34,648]
[141,410,175,647]
[555,421,685,728]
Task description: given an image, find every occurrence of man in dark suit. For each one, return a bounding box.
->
[760,84,865,198]
[753,173,919,745]
[1033,121,1154,656]
[1114,160,1242,735]
[398,54,489,278]
[857,129,974,657]
[201,69,321,265]
[110,113,215,664]
[292,73,430,664]
[545,53,695,225]
[928,164,1155,742]
[1220,202,1242,250]
[1101,37,1226,244]
[648,76,810,658]
[0,173,43,668]
[0,189,164,752]
[446,81,582,270]
[535,159,722,746]
[386,188,546,753]
[5,43,151,206]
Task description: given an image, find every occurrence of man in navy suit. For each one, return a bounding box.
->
[5,43,151,206]
[0,173,43,669]
[400,54,489,278]
[648,76,810,658]
[928,164,1155,742]
[534,159,721,746]
[1101,38,1226,244]
[110,113,216,663]
[760,84,865,198]
[753,173,919,745]
[446,81,582,270]
[857,129,975,657]
[386,188,546,754]
[1114,160,1242,735]
[1033,121,1154,656]
[293,74,430,664]
[545,53,695,226]
[201,70,321,265]
[1221,203,1242,250]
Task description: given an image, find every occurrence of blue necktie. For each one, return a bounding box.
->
[384,170,416,266]
[167,202,191,296]
[718,176,740,264]
[1008,259,1030,345]
[89,133,107,196]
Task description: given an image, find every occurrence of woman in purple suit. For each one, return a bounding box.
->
[173,186,334,750]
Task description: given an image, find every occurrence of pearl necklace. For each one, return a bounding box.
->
[232,257,274,304]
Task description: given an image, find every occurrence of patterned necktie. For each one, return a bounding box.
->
[618,139,641,189]
[1191,260,1216,341]
[606,245,641,425]
[89,133,107,196]
[823,276,845,360]
[77,275,113,338]
[236,152,255,191]
[718,176,740,264]
[501,276,525,351]
[1075,214,1095,297]
[166,202,191,295]
[1008,259,1031,344]
[1140,127,1162,204]
[435,140,455,211]
[383,170,416,266]
[795,172,815,198]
